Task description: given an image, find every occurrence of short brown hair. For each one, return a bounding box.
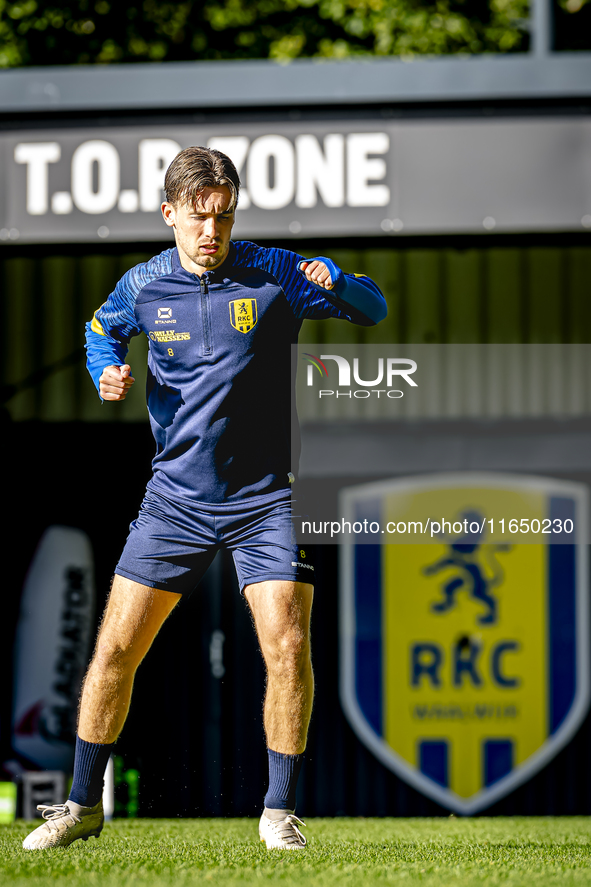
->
[164,146,240,210]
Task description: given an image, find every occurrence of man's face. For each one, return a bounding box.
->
[161,185,235,275]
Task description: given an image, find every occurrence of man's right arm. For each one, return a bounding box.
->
[85,268,142,400]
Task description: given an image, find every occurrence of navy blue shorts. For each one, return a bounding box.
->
[115,488,314,595]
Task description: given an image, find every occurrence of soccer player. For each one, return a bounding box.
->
[23,147,386,851]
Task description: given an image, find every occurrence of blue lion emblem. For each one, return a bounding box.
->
[423,510,510,626]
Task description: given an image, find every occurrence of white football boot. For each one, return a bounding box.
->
[22,799,104,850]
[259,809,307,849]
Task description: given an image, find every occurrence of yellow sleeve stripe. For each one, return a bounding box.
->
[353,273,368,279]
[90,312,106,336]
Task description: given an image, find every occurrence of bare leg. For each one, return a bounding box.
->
[244,580,314,754]
[21,576,181,848]
[78,575,181,744]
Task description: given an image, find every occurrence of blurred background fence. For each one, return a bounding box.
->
[3,242,591,422]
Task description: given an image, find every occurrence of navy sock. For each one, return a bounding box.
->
[264,749,304,811]
[69,736,114,807]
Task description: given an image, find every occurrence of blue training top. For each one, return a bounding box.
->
[85,241,386,505]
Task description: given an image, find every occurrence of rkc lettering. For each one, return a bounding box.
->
[410,640,520,689]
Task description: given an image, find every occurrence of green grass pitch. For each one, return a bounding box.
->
[2,817,591,886]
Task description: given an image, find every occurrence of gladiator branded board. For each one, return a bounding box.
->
[1,118,590,243]
[339,473,590,813]
[12,526,95,771]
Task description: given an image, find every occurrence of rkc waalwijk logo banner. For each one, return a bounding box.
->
[339,473,590,814]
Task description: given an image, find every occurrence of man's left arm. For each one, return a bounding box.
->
[232,242,387,327]
[298,257,387,327]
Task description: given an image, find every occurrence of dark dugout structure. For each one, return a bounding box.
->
[2,0,591,817]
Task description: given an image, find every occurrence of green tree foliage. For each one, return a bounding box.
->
[0,0,549,68]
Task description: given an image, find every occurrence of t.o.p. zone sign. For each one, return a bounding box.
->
[1,124,391,244]
[2,117,591,244]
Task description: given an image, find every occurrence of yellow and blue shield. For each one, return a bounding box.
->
[229,298,258,333]
[339,473,589,813]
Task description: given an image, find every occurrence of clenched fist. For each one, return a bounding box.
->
[299,260,334,290]
[99,364,135,401]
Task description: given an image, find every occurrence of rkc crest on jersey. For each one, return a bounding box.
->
[339,473,589,814]
[229,298,258,333]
